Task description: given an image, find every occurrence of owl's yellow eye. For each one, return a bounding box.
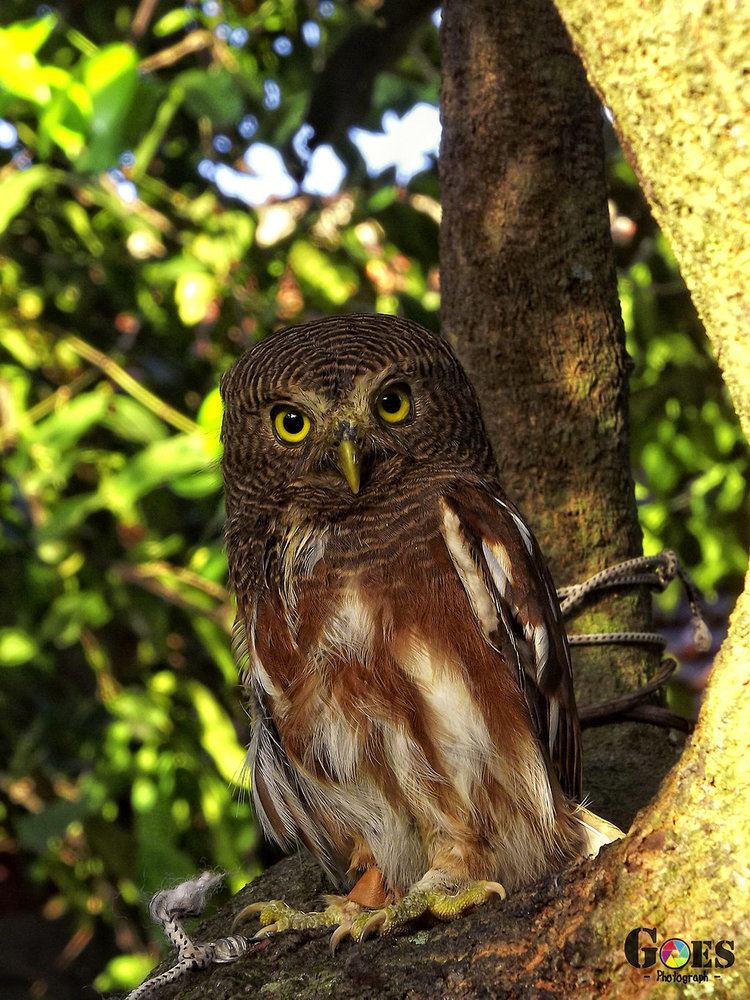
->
[376,385,412,425]
[272,406,311,444]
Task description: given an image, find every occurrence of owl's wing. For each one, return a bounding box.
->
[442,485,582,800]
[246,684,346,886]
[236,608,346,885]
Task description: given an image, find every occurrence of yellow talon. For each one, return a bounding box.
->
[232,899,291,932]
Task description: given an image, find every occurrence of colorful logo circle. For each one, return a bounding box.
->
[660,938,691,969]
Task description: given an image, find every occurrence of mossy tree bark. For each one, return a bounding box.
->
[544,0,750,992]
[439,0,672,828]
[133,0,750,996]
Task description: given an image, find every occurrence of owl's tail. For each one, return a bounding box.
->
[576,804,625,858]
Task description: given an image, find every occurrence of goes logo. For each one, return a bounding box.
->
[625,927,735,982]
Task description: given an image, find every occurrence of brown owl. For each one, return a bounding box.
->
[222,314,618,946]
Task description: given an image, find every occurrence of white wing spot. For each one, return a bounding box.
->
[482,539,515,595]
[318,585,375,664]
[534,624,550,680]
[441,502,497,637]
[510,512,534,554]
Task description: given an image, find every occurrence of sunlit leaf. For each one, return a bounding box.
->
[32,390,111,450]
[0,166,55,234]
[93,954,156,992]
[0,14,57,55]
[197,387,223,436]
[175,271,217,325]
[153,8,197,37]
[0,627,38,667]
[187,680,246,784]
[101,433,216,508]
[102,396,169,444]
[170,467,222,498]
[77,44,139,170]
[288,240,359,305]
[0,15,62,104]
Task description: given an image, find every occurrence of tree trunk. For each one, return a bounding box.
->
[130,1,750,997]
[439,0,672,828]
[546,0,750,991]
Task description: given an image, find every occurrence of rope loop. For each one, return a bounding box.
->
[558,549,710,654]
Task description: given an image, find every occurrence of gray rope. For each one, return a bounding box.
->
[125,872,250,1000]
[557,550,711,653]
[568,630,667,648]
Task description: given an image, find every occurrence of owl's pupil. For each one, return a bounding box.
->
[380,392,402,414]
[283,411,304,434]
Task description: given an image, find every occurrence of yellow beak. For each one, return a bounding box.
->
[337,439,361,494]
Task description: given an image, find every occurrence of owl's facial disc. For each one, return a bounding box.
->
[262,378,417,500]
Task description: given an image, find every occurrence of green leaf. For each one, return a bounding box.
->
[35,493,103,544]
[101,433,215,508]
[288,241,359,306]
[153,8,197,37]
[0,325,43,367]
[170,467,222,498]
[32,389,110,450]
[0,628,38,667]
[1,14,58,55]
[175,272,217,325]
[0,167,55,234]
[177,67,244,122]
[38,81,90,160]
[197,387,223,436]
[102,396,169,444]
[41,590,111,646]
[0,15,61,104]
[191,617,235,686]
[94,954,156,992]
[77,44,139,170]
[187,680,246,784]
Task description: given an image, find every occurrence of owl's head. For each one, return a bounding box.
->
[220,314,493,521]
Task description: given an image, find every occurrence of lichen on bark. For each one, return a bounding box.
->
[552,0,750,435]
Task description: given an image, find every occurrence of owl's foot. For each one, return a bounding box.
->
[342,879,506,943]
[233,879,505,950]
[232,895,364,947]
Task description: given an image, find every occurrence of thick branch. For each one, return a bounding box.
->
[552,0,750,437]
[439,0,671,827]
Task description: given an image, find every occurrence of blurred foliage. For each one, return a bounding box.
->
[0,0,746,994]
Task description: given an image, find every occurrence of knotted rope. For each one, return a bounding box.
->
[125,873,251,1000]
[558,549,711,735]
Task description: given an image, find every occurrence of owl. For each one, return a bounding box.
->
[222,314,618,945]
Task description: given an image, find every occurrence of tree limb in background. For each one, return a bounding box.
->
[302,0,437,155]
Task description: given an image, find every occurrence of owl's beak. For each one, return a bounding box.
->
[337,439,361,494]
